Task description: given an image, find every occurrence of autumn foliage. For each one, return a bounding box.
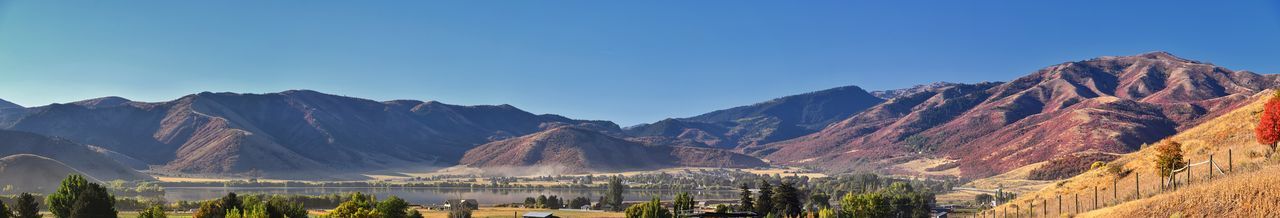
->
[1154,140,1186,177]
[1258,92,1280,153]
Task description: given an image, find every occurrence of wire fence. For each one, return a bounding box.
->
[972,149,1237,218]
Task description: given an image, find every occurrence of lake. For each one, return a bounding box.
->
[163,187,740,205]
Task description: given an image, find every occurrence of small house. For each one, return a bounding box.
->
[522,212,559,218]
[444,199,479,210]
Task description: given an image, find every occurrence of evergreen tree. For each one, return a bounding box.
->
[606,176,626,211]
[220,193,243,212]
[67,183,117,218]
[15,193,38,218]
[536,195,548,208]
[738,183,753,212]
[771,183,801,218]
[754,179,773,216]
[408,210,425,218]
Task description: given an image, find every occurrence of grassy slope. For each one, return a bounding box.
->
[985,90,1276,216]
[1079,164,1280,217]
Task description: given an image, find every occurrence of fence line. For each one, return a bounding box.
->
[976,149,1235,218]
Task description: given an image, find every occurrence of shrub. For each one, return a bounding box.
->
[1028,153,1119,180]
[138,205,167,218]
[1090,161,1107,170]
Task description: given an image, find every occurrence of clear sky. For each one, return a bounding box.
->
[1,1,1278,126]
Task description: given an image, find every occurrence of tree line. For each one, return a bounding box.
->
[618,174,940,218]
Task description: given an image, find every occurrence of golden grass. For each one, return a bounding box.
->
[1079,163,1280,217]
[982,90,1277,216]
[890,157,962,177]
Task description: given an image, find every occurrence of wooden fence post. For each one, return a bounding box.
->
[1113,177,1118,205]
[1074,193,1079,215]
[1043,199,1047,217]
[1210,154,1215,180]
[1095,186,1100,209]
[1186,163,1192,185]
[1030,201,1035,218]
[1160,174,1165,191]
[1229,149,1233,173]
[1057,195,1062,216]
[1135,173,1140,199]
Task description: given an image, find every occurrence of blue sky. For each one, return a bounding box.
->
[1,1,1278,126]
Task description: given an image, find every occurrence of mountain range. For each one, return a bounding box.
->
[0,51,1272,180]
[758,51,1278,178]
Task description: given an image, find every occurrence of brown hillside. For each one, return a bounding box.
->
[0,154,96,194]
[461,127,765,173]
[985,90,1277,216]
[0,130,150,182]
[763,52,1278,178]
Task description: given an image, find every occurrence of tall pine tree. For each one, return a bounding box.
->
[15,193,38,218]
[770,183,801,218]
[755,179,773,216]
[738,183,754,212]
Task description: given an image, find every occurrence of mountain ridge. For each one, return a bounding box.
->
[3,90,620,179]
[761,51,1280,178]
[625,85,885,149]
